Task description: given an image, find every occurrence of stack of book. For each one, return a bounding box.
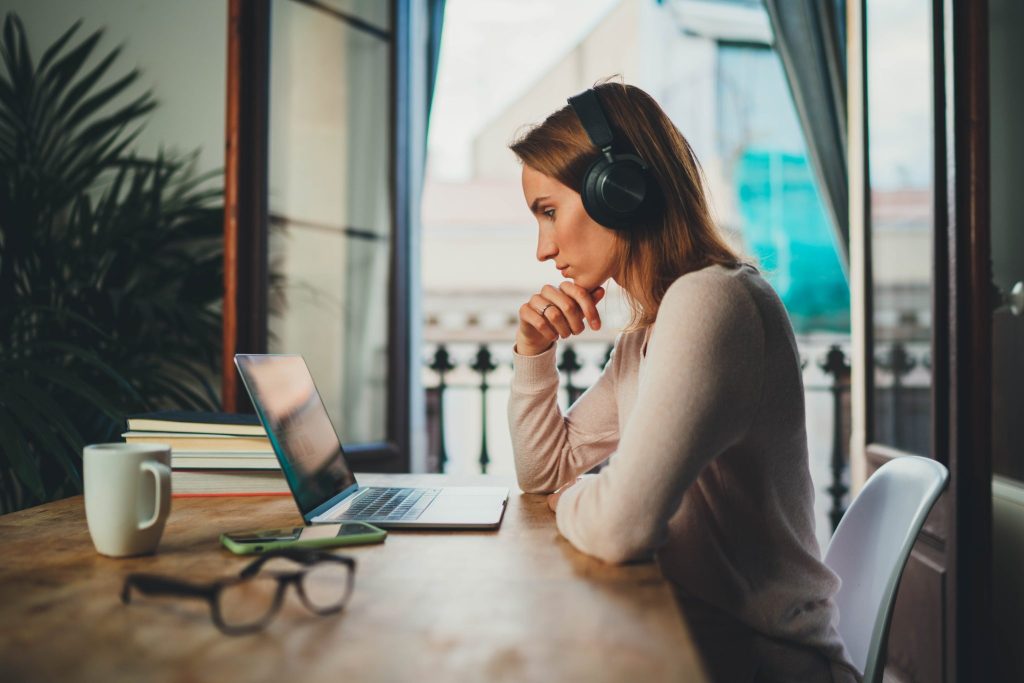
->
[122,411,289,497]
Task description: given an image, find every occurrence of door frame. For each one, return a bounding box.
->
[942,0,992,679]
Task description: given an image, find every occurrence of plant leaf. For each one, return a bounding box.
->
[0,406,47,501]
[35,18,81,73]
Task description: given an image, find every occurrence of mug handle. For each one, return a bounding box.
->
[138,461,172,531]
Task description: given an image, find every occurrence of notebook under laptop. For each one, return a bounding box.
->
[234,354,508,529]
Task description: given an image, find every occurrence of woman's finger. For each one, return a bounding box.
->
[530,293,573,338]
[519,302,558,342]
[559,282,604,330]
[540,284,586,335]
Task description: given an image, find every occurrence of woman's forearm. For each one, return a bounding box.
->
[508,343,620,493]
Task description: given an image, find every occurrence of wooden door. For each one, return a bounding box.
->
[860,0,992,681]
[986,0,1024,679]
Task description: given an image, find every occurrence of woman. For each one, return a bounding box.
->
[507,82,860,682]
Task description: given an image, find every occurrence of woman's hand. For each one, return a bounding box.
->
[516,283,605,357]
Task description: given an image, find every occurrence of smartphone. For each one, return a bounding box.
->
[220,521,386,555]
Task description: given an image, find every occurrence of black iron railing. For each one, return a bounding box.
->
[874,341,932,456]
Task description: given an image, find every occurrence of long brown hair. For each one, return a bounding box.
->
[510,80,745,329]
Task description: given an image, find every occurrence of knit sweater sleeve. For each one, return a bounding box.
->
[507,340,621,494]
[555,272,766,563]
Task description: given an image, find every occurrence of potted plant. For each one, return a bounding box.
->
[0,14,224,512]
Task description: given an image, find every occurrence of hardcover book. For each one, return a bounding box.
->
[125,411,266,437]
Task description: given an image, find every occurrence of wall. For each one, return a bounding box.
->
[1,0,226,176]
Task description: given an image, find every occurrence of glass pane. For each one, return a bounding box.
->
[990,3,1024,680]
[268,0,391,444]
[717,44,850,334]
[315,0,391,29]
[990,0,1024,481]
[866,0,934,455]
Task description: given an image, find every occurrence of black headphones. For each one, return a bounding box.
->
[567,88,659,231]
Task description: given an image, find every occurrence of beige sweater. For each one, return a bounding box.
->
[508,264,859,682]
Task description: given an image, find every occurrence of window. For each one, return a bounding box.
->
[267,0,393,445]
[225,0,415,468]
[717,42,849,333]
[865,0,934,456]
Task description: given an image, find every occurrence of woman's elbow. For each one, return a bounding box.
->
[588,521,662,565]
[514,467,555,494]
[592,539,654,565]
[517,480,552,495]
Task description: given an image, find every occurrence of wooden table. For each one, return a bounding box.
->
[0,474,707,682]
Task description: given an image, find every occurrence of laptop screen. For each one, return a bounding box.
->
[234,354,356,516]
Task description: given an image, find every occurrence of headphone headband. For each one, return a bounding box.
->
[567,90,614,153]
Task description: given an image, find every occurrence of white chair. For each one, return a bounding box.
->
[823,455,949,683]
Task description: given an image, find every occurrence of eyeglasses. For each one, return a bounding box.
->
[121,549,356,635]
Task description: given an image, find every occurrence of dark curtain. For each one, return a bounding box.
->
[425,0,445,130]
[764,0,849,267]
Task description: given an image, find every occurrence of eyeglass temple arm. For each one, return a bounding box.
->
[121,574,214,604]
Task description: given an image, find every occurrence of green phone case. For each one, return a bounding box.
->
[220,522,387,555]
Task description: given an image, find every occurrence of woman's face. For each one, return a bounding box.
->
[521,164,622,292]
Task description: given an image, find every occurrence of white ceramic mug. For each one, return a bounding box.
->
[84,443,172,557]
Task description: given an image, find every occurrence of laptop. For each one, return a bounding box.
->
[234,354,508,529]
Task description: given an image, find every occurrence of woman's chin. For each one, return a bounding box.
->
[569,275,592,289]
[571,276,603,292]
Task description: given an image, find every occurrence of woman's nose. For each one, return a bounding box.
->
[536,230,557,262]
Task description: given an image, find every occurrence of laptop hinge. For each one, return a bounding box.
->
[306,483,361,523]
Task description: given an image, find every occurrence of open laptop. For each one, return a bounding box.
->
[234,354,508,529]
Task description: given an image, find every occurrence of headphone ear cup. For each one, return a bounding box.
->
[580,154,651,231]
[580,156,615,228]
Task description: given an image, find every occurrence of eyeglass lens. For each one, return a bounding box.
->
[215,560,353,631]
[298,562,354,613]
[217,576,282,630]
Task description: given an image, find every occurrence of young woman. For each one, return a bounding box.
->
[507,82,860,682]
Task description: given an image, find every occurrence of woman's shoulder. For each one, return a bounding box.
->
[659,262,764,318]
[649,262,769,364]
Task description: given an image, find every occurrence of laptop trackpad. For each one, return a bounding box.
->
[416,487,507,524]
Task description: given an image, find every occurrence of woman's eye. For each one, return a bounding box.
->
[543,209,555,219]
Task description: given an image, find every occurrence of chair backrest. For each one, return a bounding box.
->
[823,455,949,683]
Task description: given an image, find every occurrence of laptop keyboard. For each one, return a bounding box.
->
[335,487,440,522]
